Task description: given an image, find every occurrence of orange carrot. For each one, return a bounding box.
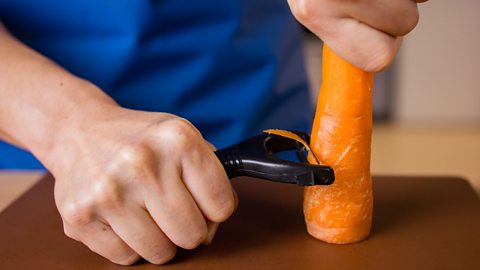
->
[304,44,374,244]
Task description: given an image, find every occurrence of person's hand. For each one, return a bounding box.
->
[0,25,235,265]
[287,0,428,71]
[47,105,237,265]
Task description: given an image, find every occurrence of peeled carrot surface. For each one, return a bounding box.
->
[304,44,374,244]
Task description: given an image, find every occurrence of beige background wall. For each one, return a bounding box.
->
[395,0,480,123]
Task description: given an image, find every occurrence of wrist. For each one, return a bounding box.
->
[0,27,120,171]
[29,78,120,171]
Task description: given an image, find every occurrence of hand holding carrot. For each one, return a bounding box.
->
[288,0,428,243]
[288,0,428,71]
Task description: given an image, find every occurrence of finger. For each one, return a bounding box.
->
[288,0,405,70]
[204,221,219,245]
[324,17,403,72]
[181,140,236,223]
[333,0,420,37]
[203,189,239,244]
[63,221,140,265]
[204,220,219,245]
[144,165,209,249]
[106,207,177,265]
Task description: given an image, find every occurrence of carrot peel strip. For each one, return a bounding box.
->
[263,129,320,165]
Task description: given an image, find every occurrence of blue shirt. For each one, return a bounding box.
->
[0,0,312,169]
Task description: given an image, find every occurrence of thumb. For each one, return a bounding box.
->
[322,18,403,72]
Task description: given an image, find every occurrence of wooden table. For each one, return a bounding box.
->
[1,174,479,269]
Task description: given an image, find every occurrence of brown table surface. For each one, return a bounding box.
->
[1,174,479,269]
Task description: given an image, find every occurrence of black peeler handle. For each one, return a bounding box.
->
[214,132,334,186]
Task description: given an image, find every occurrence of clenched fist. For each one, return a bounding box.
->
[49,105,237,265]
[288,0,428,71]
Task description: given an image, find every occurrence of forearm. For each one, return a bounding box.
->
[0,23,118,167]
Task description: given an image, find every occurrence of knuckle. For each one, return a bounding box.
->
[289,0,313,22]
[63,224,80,241]
[160,118,198,151]
[289,0,329,30]
[207,184,236,223]
[92,176,124,210]
[149,247,177,265]
[166,118,197,139]
[401,8,420,35]
[391,5,419,36]
[116,144,152,169]
[290,0,336,39]
[178,226,208,250]
[210,198,236,223]
[114,144,156,185]
[60,201,94,226]
[113,253,141,266]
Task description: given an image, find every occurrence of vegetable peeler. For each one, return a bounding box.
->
[214,131,335,186]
